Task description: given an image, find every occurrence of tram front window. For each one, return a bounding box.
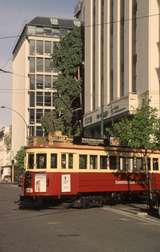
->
[36,153,46,169]
[28,153,34,169]
[51,154,57,169]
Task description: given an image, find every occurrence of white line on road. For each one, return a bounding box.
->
[102,206,160,226]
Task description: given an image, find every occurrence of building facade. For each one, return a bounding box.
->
[0,127,12,182]
[12,17,79,154]
[75,0,160,137]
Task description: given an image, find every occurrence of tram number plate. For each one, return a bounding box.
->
[61,174,71,193]
[35,174,47,192]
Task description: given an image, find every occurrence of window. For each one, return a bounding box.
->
[36,75,43,89]
[36,109,43,123]
[45,41,51,54]
[68,154,73,169]
[136,158,144,171]
[29,109,35,124]
[45,58,51,72]
[45,92,51,106]
[61,154,66,168]
[153,158,159,171]
[51,154,57,169]
[45,76,51,89]
[30,75,35,90]
[100,156,108,169]
[120,157,133,171]
[28,153,34,169]
[36,126,43,136]
[79,155,87,169]
[37,58,43,72]
[36,92,43,106]
[36,40,43,55]
[30,40,35,55]
[29,92,35,107]
[36,153,46,169]
[52,77,57,88]
[109,156,117,170]
[30,58,35,73]
[29,126,34,137]
[147,158,151,171]
[90,155,97,169]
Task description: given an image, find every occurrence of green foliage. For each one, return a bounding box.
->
[111,99,159,149]
[41,111,64,134]
[52,26,83,136]
[15,146,25,169]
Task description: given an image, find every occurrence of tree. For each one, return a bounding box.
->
[15,146,25,170]
[51,26,83,136]
[41,111,64,135]
[111,99,158,149]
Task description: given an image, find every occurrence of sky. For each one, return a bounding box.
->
[0,0,78,128]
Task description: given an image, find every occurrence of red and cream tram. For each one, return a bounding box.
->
[20,132,160,209]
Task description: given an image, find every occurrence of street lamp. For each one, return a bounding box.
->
[0,106,29,143]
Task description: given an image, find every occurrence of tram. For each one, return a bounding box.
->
[19,131,160,209]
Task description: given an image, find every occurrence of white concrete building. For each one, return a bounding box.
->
[0,127,12,182]
[75,0,160,137]
[12,17,79,154]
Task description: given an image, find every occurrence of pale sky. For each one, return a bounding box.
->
[0,0,78,128]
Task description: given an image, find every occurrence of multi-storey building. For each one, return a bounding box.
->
[75,0,160,138]
[12,17,79,154]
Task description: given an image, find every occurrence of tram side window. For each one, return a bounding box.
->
[61,154,66,169]
[89,155,97,169]
[120,157,133,171]
[68,154,73,169]
[147,158,151,171]
[100,156,108,169]
[136,158,144,171]
[109,156,117,170]
[28,153,34,169]
[153,158,159,171]
[36,153,46,169]
[79,155,87,169]
[51,153,57,169]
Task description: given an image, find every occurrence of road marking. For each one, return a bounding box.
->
[102,206,160,226]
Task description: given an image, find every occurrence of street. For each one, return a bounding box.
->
[0,184,160,252]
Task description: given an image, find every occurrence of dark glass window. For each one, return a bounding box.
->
[45,92,51,106]
[30,40,35,55]
[30,58,35,73]
[36,40,43,55]
[51,154,57,169]
[28,153,34,169]
[109,156,117,170]
[36,153,46,169]
[36,92,43,106]
[30,92,35,107]
[45,41,51,54]
[45,76,51,89]
[36,75,43,89]
[30,75,35,90]
[29,109,35,124]
[79,155,87,169]
[36,126,43,136]
[68,154,73,169]
[37,58,43,72]
[100,156,108,169]
[89,155,97,169]
[45,58,51,72]
[153,158,159,171]
[36,109,43,123]
[61,154,66,169]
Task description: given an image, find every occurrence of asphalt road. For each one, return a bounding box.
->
[0,184,160,252]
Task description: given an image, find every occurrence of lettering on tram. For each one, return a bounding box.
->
[19,131,160,212]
